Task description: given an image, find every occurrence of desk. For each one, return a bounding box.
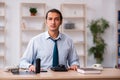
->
[0,68,120,80]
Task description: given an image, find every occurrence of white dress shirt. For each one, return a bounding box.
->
[19,31,80,69]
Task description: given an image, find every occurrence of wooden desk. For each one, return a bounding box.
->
[0,68,120,80]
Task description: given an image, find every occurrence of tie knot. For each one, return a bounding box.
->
[54,40,57,43]
[50,38,57,43]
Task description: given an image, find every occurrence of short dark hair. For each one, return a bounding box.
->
[45,9,63,21]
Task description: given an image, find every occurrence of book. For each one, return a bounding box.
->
[77,68,102,74]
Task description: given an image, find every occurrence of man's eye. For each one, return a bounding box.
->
[48,18,52,20]
[55,18,60,21]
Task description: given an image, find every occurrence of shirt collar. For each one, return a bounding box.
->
[45,31,62,40]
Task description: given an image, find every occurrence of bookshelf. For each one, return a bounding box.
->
[20,2,46,57]
[61,3,86,67]
[0,2,6,67]
[117,10,120,68]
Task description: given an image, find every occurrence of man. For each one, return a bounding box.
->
[19,8,80,72]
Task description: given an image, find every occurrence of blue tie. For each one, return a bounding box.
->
[52,39,59,67]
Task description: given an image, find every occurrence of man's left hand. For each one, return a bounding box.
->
[68,65,78,71]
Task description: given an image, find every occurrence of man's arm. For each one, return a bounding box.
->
[68,40,80,70]
[19,39,36,69]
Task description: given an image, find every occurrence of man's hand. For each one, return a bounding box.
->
[29,65,35,72]
[68,65,78,71]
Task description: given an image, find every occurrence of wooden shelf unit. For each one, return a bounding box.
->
[20,2,46,57]
[0,2,6,67]
[61,3,87,67]
[117,10,120,68]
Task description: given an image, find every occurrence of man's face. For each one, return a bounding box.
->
[46,12,62,32]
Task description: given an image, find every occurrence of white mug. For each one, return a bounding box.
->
[92,64,103,70]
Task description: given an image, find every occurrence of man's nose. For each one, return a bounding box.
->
[51,19,55,24]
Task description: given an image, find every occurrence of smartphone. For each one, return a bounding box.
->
[40,69,47,72]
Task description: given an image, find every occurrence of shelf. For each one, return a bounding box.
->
[0,52,4,58]
[0,55,4,58]
[22,2,46,6]
[0,27,5,31]
[21,28,45,32]
[0,15,5,18]
[0,2,5,17]
[22,41,28,45]
[22,16,45,19]
[0,41,5,45]
[117,44,120,46]
[62,3,85,6]
[74,41,85,45]
[78,54,86,57]
[64,16,85,19]
[63,29,85,32]
[0,2,5,5]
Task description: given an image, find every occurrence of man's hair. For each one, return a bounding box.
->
[45,8,63,21]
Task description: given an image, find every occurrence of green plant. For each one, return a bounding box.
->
[29,7,37,16]
[88,18,109,64]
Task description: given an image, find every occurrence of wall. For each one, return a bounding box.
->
[0,0,118,68]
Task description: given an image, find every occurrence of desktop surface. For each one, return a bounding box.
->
[0,68,120,80]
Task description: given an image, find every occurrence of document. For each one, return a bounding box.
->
[77,68,102,74]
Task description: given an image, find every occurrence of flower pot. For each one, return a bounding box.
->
[30,13,36,16]
[96,58,102,64]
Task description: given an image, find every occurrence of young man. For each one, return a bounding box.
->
[19,9,80,72]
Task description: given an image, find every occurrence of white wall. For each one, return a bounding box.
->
[0,0,118,68]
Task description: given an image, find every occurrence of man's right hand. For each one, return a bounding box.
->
[29,65,35,72]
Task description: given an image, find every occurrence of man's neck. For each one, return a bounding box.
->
[48,31,59,39]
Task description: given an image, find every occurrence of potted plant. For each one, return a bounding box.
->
[29,7,37,16]
[88,18,109,64]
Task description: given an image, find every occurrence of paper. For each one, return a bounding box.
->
[77,68,102,74]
